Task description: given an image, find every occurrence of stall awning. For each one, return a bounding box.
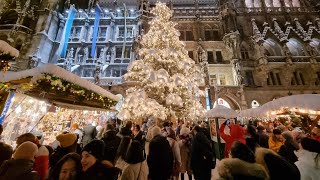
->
[0,64,119,110]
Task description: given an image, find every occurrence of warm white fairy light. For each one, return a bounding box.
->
[118,3,205,121]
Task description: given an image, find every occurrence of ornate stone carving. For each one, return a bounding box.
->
[223,31,240,59]
[220,3,237,33]
[273,19,286,41]
[251,19,264,43]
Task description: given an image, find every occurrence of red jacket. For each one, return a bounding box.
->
[219,124,246,158]
[34,145,49,180]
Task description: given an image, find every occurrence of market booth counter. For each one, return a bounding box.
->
[0,64,119,147]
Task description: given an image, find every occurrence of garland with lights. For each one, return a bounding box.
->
[1,73,118,109]
[0,53,15,72]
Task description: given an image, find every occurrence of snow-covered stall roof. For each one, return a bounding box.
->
[0,64,119,110]
[0,40,19,57]
[206,105,238,118]
[240,94,320,118]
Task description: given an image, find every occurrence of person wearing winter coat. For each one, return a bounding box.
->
[294,137,320,180]
[178,126,192,180]
[257,126,269,148]
[268,129,284,153]
[118,120,133,138]
[0,142,13,166]
[121,141,148,180]
[147,126,174,180]
[50,133,78,168]
[191,126,213,180]
[81,121,97,146]
[133,124,145,148]
[71,123,83,144]
[80,140,119,180]
[278,131,299,164]
[219,121,246,158]
[145,117,157,156]
[213,141,269,180]
[255,147,300,180]
[166,127,181,179]
[16,133,49,180]
[48,152,82,180]
[245,125,260,152]
[101,124,121,164]
[0,141,39,180]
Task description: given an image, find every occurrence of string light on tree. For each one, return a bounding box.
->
[118,3,206,121]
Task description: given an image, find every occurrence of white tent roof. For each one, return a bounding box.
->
[240,94,320,118]
[206,105,238,118]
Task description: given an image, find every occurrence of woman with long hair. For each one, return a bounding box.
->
[48,153,82,180]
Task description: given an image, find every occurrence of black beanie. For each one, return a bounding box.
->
[301,137,320,154]
[82,140,105,160]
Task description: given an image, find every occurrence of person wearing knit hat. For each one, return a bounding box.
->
[268,129,284,152]
[80,140,118,180]
[294,137,320,180]
[16,133,49,180]
[0,142,40,180]
[0,142,13,166]
[49,133,78,168]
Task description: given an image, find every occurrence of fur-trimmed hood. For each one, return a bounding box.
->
[255,147,300,180]
[213,158,269,180]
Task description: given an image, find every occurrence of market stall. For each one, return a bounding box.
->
[0,64,120,146]
[239,94,320,132]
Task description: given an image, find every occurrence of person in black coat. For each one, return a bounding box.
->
[257,126,269,148]
[191,126,214,180]
[101,124,121,164]
[147,126,173,180]
[80,140,119,180]
[278,131,299,164]
[133,124,145,147]
[246,125,260,152]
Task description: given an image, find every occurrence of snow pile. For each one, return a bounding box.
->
[0,40,19,57]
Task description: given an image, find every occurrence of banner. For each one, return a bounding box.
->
[57,5,76,58]
[91,4,101,58]
[0,92,14,124]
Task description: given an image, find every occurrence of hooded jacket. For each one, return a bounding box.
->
[101,130,121,163]
[219,124,246,158]
[295,149,320,180]
[255,148,300,180]
[212,158,269,180]
[0,159,39,180]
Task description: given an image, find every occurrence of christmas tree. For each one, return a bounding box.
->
[118,3,205,121]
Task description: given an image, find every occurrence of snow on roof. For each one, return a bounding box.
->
[0,64,120,102]
[206,105,238,118]
[0,40,19,57]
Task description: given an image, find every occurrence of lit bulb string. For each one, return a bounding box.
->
[1,96,27,122]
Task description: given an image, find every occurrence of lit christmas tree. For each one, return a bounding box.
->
[118,3,205,121]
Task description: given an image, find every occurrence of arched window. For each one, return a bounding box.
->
[286,38,305,56]
[213,98,231,108]
[251,100,260,108]
[263,38,283,56]
[241,46,249,59]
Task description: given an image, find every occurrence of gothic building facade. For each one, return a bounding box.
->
[0,0,319,111]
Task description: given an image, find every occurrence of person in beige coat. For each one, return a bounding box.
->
[178,125,192,180]
[121,141,148,180]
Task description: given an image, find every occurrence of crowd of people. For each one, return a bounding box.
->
[0,117,319,180]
